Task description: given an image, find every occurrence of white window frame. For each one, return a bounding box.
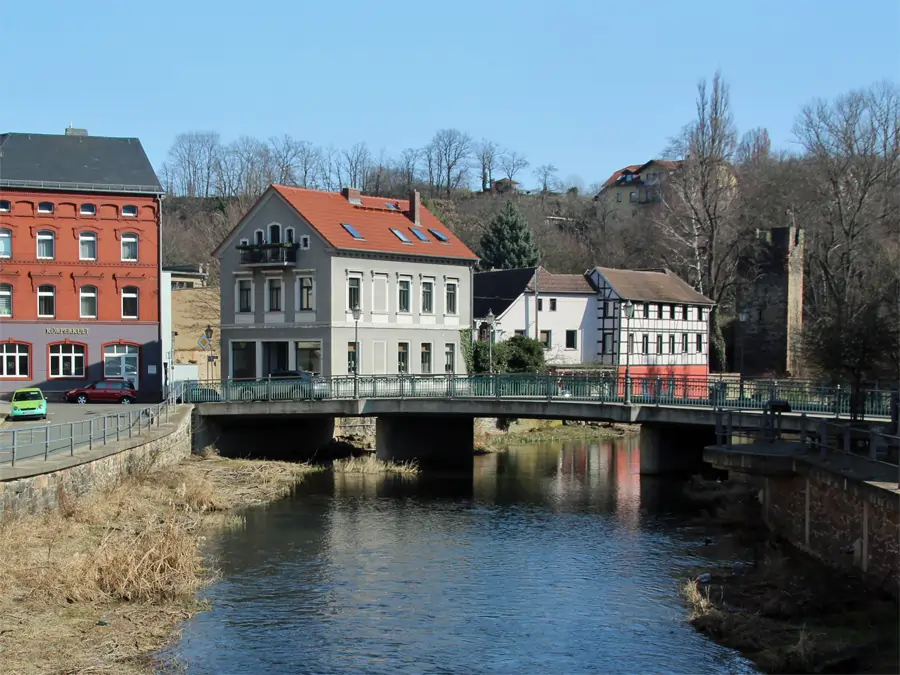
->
[36,230,55,260]
[0,342,29,378]
[122,204,138,217]
[296,275,314,312]
[121,286,139,319]
[80,203,97,216]
[254,229,264,245]
[268,222,282,244]
[49,342,86,378]
[38,201,54,214]
[0,283,11,317]
[444,343,455,373]
[284,227,295,244]
[266,276,283,313]
[79,231,97,261]
[299,234,311,250]
[0,228,10,259]
[347,274,362,311]
[420,342,433,374]
[445,279,458,315]
[239,238,249,247]
[121,232,139,262]
[235,277,254,314]
[37,284,56,318]
[421,278,435,315]
[79,285,98,319]
[397,341,410,374]
[565,330,578,350]
[397,276,412,314]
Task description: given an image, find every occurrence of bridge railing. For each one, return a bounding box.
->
[181,374,895,419]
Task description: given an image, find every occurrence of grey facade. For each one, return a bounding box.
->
[217,189,476,379]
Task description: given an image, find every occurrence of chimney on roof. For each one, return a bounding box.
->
[341,187,362,205]
[408,190,421,226]
[65,127,88,136]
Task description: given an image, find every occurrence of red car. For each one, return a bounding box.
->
[65,379,137,404]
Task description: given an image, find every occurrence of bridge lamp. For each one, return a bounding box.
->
[738,309,749,380]
[622,300,634,404]
[486,309,495,375]
[204,325,214,382]
[351,304,361,397]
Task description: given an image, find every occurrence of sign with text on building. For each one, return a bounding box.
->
[46,327,89,335]
[197,335,211,350]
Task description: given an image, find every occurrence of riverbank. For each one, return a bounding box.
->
[0,454,321,675]
[682,477,899,674]
[475,418,639,452]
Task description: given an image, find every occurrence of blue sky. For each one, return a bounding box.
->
[2,0,898,189]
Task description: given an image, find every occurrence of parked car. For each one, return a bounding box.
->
[65,379,137,404]
[8,388,48,420]
[234,370,330,401]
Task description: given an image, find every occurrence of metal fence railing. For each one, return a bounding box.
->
[179,373,897,420]
[0,403,172,468]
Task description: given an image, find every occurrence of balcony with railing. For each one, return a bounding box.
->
[237,243,299,266]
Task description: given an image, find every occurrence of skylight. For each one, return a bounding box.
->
[409,227,430,242]
[390,228,412,243]
[341,223,365,240]
[385,202,399,211]
[428,228,449,243]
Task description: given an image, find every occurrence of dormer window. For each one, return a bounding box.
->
[122,205,138,217]
[80,203,96,216]
[38,202,54,214]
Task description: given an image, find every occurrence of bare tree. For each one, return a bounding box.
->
[534,164,559,194]
[475,140,500,192]
[500,151,529,182]
[398,148,420,190]
[294,141,322,188]
[339,142,372,189]
[735,127,772,166]
[162,131,221,197]
[429,129,473,197]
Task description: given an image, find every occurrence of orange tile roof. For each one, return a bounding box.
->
[271,185,479,261]
[601,164,641,188]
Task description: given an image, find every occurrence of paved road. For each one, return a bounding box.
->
[0,402,159,465]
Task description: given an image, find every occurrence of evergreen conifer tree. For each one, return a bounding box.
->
[478,200,540,270]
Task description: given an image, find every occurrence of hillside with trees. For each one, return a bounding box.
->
[159,75,899,383]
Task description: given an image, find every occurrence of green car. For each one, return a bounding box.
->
[8,388,48,420]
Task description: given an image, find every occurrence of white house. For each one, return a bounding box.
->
[586,266,714,380]
[473,267,597,366]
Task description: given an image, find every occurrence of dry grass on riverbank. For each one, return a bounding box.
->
[681,543,900,674]
[0,454,321,675]
[332,454,419,475]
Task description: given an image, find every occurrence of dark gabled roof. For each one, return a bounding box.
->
[590,266,714,305]
[474,266,593,319]
[0,132,162,194]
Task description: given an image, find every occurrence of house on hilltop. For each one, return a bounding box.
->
[594,159,681,220]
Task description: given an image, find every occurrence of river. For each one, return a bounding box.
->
[171,437,758,674]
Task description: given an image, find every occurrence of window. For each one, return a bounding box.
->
[385,202,399,210]
[669,334,675,354]
[49,343,86,378]
[642,334,649,354]
[669,305,676,319]
[537,298,543,311]
[539,330,551,348]
[629,191,637,203]
[421,343,432,374]
[410,227,430,242]
[122,286,139,319]
[0,342,29,378]
[268,223,281,244]
[0,229,10,258]
[0,200,9,212]
[80,285,97,318]
[122,205,138,217]
[299,235,310,250]
[398,278,411,312]
[37,284,55,317]
[628,333,635,354]
[341,223,365,240]
[697,333,704,353]
[643,303,649,319]
[550,298,558,311]
[565,330,577,349]
[232,342,256,380]
[390,228,412,243]
[79,231,97,260]
[0,283,11,317]
[237,279,253,313]
[514,330,526,337]
[427,228,449,242]
[444,343,455,373]
[266,278,282,312]
[445,281,458,314]
[421,280,434,314]
[239,238,249,247]
[699,307,706,321]
[255,230,265,245]
[38,202,54,214]
[348,277,361,310]
[657,334,663,353]
[602,332,613,354]
[682,333,688,353]
[37,230,55,259]
[656,303,664,318]
[398,343,409,373]
[616,192,622,202]
[683,305,689,320]
[285,227,294,244]
[347,342,358,374]
[121,233,138,261]
[298,277,313,311]
[80,203,96,216]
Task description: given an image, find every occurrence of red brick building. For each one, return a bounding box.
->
[0,129,164,399]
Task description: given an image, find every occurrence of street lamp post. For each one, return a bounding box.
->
[622,300,634,404]
[204,325,214,382]
[738,309,748,402]
[351,304,361,398]
[486,309,495,375]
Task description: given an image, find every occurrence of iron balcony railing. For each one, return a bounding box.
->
[178,373,897,420]
[237,243,299,266]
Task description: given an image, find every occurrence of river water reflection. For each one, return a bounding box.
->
[174,437,758,674]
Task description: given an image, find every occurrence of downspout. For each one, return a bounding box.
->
[157,193,165,401]
[534,266,540,341]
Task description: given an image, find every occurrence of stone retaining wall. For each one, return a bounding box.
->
[0,407,192,519]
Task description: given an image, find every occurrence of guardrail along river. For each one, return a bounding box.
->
[171,438,759,674]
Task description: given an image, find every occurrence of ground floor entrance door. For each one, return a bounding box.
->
[103,344,140,389]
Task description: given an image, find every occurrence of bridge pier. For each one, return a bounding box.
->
[376,416,474,470]
[639,424,712,475]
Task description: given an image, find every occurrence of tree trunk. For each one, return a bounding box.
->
[709,308,727,372]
